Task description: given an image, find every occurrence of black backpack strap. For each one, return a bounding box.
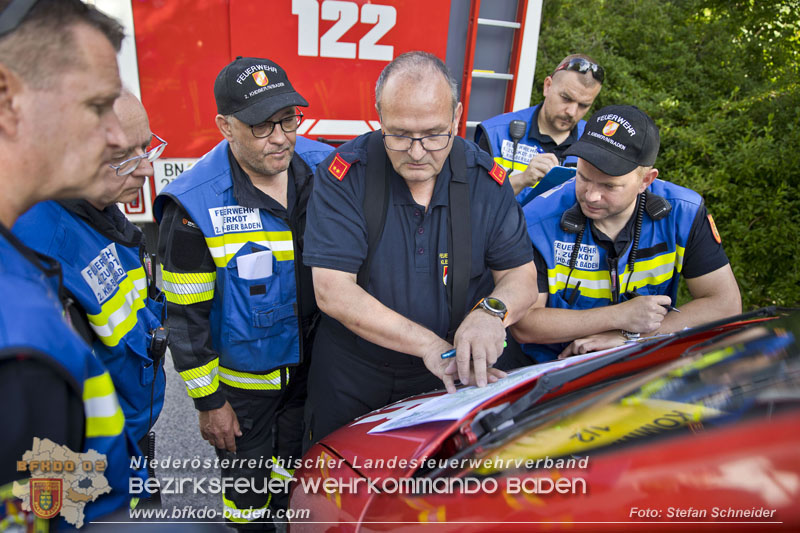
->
[447,137,471,338]
[357,130,391,290]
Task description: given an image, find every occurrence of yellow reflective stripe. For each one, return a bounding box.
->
[675,244,685,273]
[222,494,270,523]
[218,366,283,390]
[179,359,219,398]
[83,372,125,438]
[620,251,679,292]
[85,268,147,347]
[205,231,294,267]
[494,155,527,173]
[161,268,216,305]
[548,249,682,298]
[270,457,295,481]
[548,263,612,299]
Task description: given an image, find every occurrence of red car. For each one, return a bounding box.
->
[289,309,800,531]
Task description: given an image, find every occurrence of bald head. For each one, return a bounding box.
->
[89,90,154,209]
[375,51,459,116]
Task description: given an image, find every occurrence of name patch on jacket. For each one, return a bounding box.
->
[208,205,263,235]
[554,241,600,270]
[81,243,126,304]
[500,140,541,165]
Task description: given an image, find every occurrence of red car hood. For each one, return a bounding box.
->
[317,319,767,481]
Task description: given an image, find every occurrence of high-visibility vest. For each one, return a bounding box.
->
[153,138,331,398]
[476,104,586,204]
[522,178,702,361]
[14,201,165,443]
[0,231,140,525]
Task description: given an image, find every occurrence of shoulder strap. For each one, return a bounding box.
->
[447,137,470,338]
[357,130,391,289]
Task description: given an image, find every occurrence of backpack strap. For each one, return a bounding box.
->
[447,137,470,339]
[357,130,391,290]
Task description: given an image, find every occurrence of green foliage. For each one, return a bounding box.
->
[535,0,800,308]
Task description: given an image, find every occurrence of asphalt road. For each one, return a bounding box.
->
[150,349,221,518]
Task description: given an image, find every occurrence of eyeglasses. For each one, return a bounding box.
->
[109,133,168,176]
[0,0,38,38]
[382,128,453,152]
[553,58,605,83]
[251,113,304,138]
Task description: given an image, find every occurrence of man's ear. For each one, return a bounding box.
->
[542,76,553,98]
[453,101,463,130]
[640,167,659,192]
[215,114,233,141]
[0,63,22,137]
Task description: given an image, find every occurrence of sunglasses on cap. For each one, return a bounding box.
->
[0,0,38,38]
[552,57,605,83]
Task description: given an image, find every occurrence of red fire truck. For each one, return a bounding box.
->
[91,0,543,233]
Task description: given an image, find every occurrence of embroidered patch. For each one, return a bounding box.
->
[207,205,262,236]
[488,162,506,185]
[81,243,126,304]
[707,214,721,244]
[328,154,351,181]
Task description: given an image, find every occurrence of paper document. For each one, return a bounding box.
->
[236,250,273,280]
[368,345,630,433]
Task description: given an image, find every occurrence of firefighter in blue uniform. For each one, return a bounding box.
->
[0,0,142,528]
[510,105,742,361]
[14,91,167,456]
[154,57,331,530]
[475,54,603,205]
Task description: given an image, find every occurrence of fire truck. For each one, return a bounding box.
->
[90,0,543,241]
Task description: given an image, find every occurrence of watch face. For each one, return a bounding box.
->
[484,297,506,312]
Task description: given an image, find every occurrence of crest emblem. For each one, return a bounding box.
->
[602,120,619,137]
[442,265,448,286]
[328,154,351,181]
[31,478,62,519]
[252,71,269,87]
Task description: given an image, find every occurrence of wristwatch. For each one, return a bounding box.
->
[472,297,508,321]
[621,330,641,341]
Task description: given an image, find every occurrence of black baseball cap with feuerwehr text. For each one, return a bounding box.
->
[214,56,308,126]
[565,105,660,176]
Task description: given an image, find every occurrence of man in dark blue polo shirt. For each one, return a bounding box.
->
[303,51,538,443]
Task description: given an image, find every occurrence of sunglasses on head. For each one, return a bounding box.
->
[0,0,38,38]
[553,57,604,83]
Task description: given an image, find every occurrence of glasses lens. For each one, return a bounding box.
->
[555,58,604,83]
[251,121,275,138]
[280,114,302,133]
[420,133,451,151]
[383,135,411,151]
[146,142,167,162]
[115,158,140,176]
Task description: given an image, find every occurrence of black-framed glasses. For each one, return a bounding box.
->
[553,58,605,83]
[251,113,304,138]
[109,133,168,176]
[382,128,453,152]
[0,0,37,38]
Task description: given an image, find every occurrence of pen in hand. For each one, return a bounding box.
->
[441,341,507,359]
[623,291,680,313]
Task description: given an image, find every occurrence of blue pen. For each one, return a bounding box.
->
[441,341,507,359]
